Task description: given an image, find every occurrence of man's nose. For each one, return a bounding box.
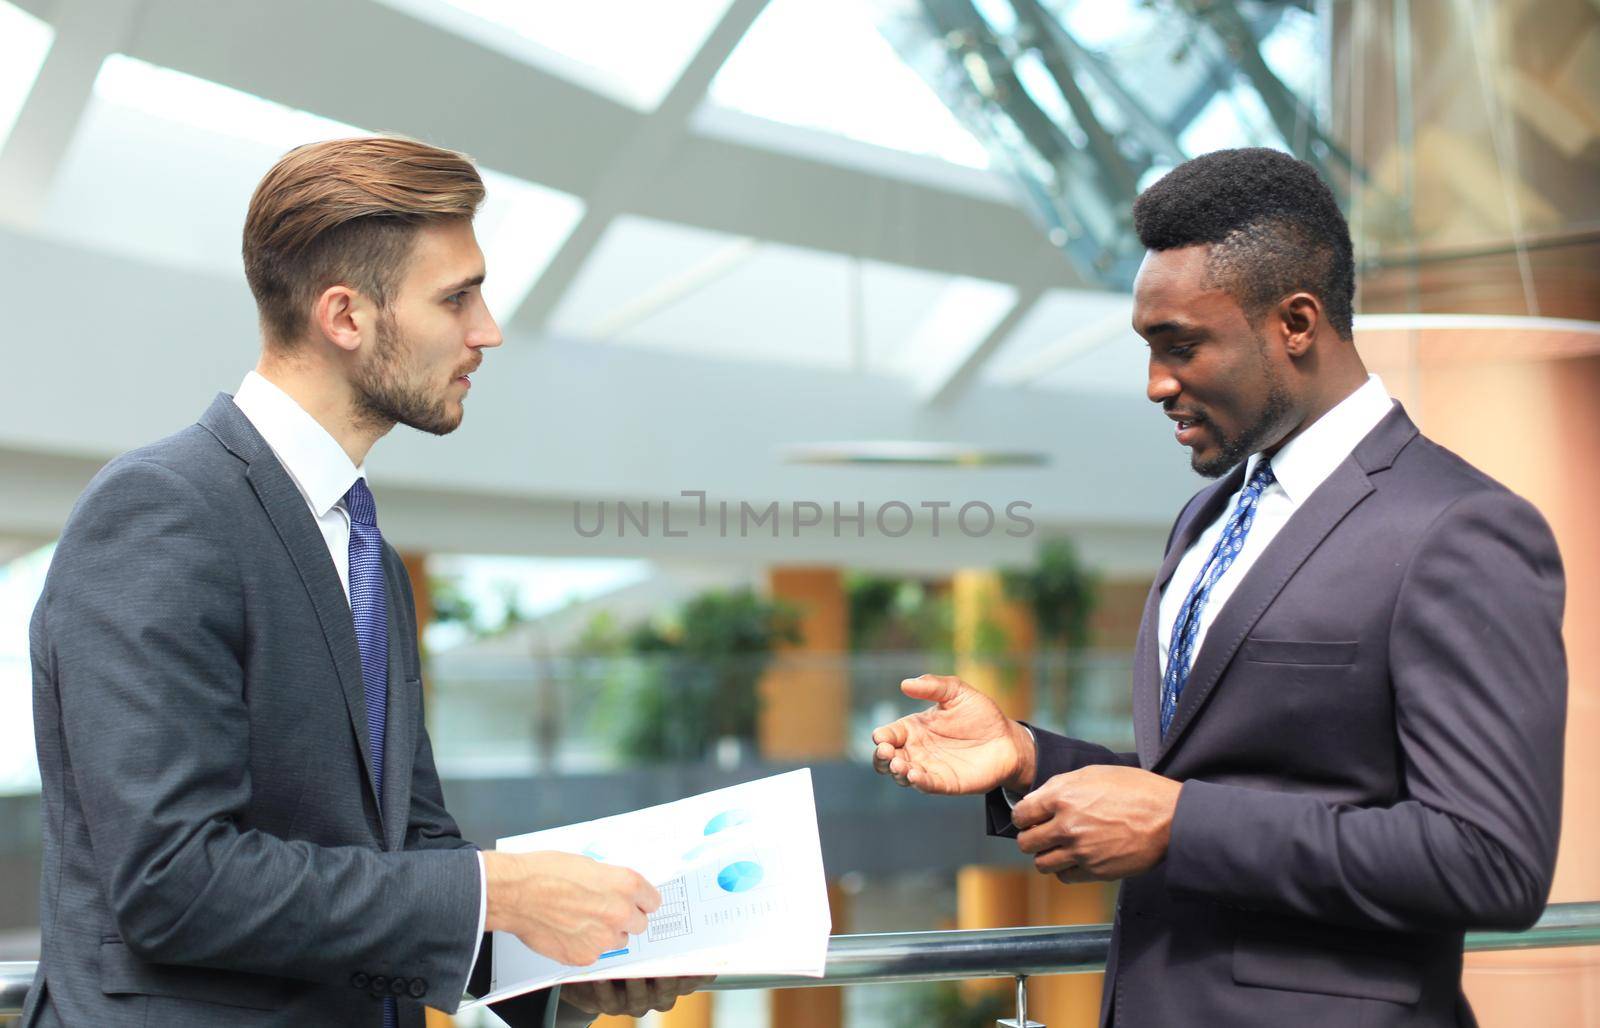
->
[1147,364,1179,405]
[473,307,504,350]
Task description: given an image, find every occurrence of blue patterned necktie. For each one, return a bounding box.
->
[1160,458,1277,737]
[343,479,395,1028]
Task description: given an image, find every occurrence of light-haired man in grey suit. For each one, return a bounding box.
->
[26,137,705,1027]
[872,148,1566,1026]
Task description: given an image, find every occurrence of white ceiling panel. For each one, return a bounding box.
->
[551,214,986,375]
[708,0,990,168]
[376,0,737,111]
[983,288,1148,396]
[40,55,581,315]
[0,0,53,153]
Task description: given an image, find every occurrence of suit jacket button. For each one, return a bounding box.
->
[370,975,388,995]
[351,972,370,990]
[390,978,408,996]
[409,978,427,999]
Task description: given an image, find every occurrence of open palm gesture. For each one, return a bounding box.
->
[870,675,1035,795]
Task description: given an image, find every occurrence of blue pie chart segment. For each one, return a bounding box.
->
[717,861,764,893]
[704,808,753,836]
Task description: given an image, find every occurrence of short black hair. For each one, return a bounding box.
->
[1132,148,1355,340]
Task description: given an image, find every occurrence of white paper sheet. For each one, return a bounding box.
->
[461,768,830,1009]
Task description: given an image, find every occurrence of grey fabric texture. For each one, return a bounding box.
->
[986,406,1567,1027]
[24,395,552,1027]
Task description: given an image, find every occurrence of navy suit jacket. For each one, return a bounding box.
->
[25,395,554,1027]
[988,406,1567,1026]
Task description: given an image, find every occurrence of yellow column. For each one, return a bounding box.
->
[658,991,713,1028]
[757,567,848,760]
[1026,876,1112,1028]
[952,570,1107,1025]
[951,570,1035,1005]
[401,554,458,1028]
[770,880,849,1028]
[952,570,1033,719]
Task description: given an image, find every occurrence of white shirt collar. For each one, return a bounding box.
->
[1245,373,1394,505]
[232,370,365,518]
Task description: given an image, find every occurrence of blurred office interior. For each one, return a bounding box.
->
[0,0,1596,1024]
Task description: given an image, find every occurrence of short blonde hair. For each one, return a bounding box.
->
[242,136,485,347]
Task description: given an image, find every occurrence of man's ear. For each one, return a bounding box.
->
[311,284,372,353]
[1277,292,1322,357]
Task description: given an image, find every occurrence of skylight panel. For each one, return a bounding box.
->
[709,0,991,168]
[0,1,55,152]
[93,53,357,150]
[46,55,581,317]
[389,0,737,111]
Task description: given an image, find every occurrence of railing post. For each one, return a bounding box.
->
[997,974,1045,1028]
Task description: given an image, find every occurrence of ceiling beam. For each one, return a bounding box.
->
[100,0,1071,292]
[0,0,143,229]
[508,0,772,334]
[914,286,1046,406]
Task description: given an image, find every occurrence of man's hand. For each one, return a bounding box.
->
[1011,765,1183,881]
[870,674,1036,795]
[561,976,715,1018]
[482,851,661,966]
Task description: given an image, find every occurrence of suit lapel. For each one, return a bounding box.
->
[198,394,386,831]
[1133,470,1243,766]
[1130,582,1164,768]
[1146,404,1418,769]
[381,548,417,851]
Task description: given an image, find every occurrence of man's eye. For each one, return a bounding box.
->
[446,292,467,306]
[1168,344,1193,358]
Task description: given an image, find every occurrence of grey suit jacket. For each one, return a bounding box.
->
[987,406,1567,1027]
[24,395,555,1027]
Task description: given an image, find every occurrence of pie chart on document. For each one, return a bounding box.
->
[716,860,764,893]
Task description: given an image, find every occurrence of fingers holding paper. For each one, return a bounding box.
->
[1010,765,1183,881]
[869,674,1037,795]
[483,851,662,967]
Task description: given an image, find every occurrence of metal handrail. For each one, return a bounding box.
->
[3,903,1597,1014]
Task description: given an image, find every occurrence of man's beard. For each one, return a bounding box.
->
[1191,342,1293,479]
[351,311,462,437]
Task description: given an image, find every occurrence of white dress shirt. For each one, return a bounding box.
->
[232,371,492,992]
[1156,374,1395,676]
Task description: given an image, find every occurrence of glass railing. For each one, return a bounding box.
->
[423,649,1135,779]
[4,902,1598,1022]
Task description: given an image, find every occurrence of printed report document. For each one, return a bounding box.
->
[461,768,831,1009]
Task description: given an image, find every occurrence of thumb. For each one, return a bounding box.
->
[900,674,966,706]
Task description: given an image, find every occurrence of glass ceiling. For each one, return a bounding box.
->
[41,55,582,323]
[871,0,1347,289]
[0,0,54,153]
[708,0,991,168]
[549,214,1016,377]
[378,0,738,111]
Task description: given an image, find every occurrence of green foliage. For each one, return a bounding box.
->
[846,573,953,656]
[894,981,1012,1028]
[1004,537,1099,649]
[428,576,477,626]
[588,588,800,762]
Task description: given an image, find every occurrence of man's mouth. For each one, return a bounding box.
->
[1168,411,1205,447]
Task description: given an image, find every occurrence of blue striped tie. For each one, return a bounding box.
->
[1160,459,1276,736]
[343,479,395,1028]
